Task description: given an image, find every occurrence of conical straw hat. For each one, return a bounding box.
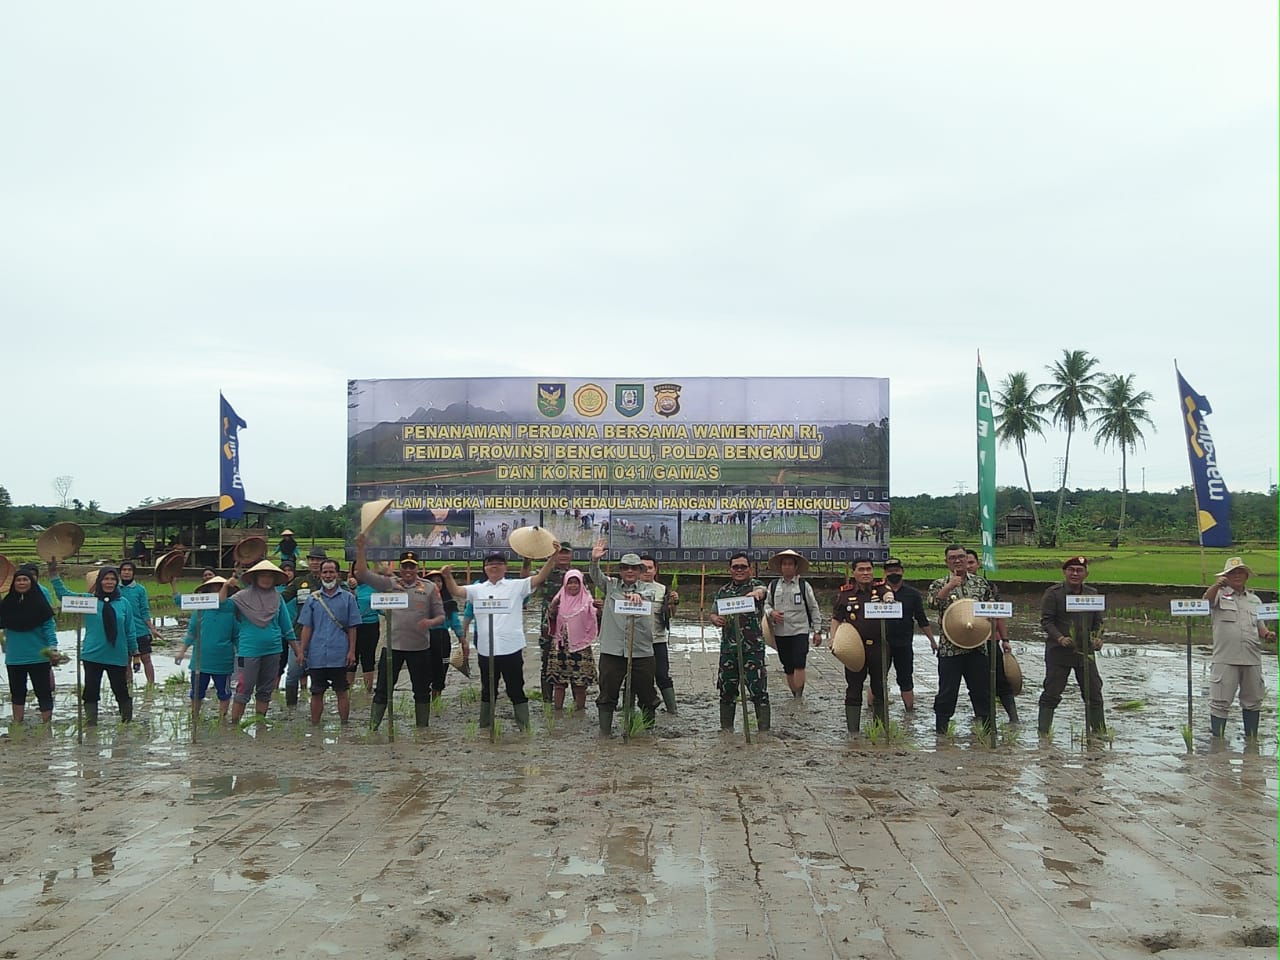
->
[84,568,100,592]
[196,576,229,594]
[233,535,267,565]
[1003,652,1023,696]
[831,621,865,671]
[509,526,557,560]
[767,549,810,575]
[359,499,395,535]
[761,610,777,650]
[449,645,472,677]
[36,522,85,562]
[0,554,14,593]
[241,559,288,587]
[155,550,187,584]
[942,599,991,650]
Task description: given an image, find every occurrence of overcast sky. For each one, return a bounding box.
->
[2,2,1275,513]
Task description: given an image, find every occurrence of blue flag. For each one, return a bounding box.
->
[1175,369,1231,547]
[219,393,247,520]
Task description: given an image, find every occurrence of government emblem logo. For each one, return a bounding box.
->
[653,382,682,417]
[615,384,644,417]
[573,383,608,417]
[537,383,566,418]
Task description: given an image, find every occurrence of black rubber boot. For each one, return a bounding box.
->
[845,703,861,733]
[1001,694,1019,725]
[598,707,613,736]
[120,699,133,723]
[478,701,493,729]
[754,703,771,733]
[370,701,386,730]
[1209,714,1227,738]
[660,686,678,715]
[513,702,531,731]
[85,702,99,726]
[414,702,431,728]
[285,686,299,708]
[1242,710,1260,739]
[1086,707,1107,736]
[719,702,736,731]
[1037,704,1054,737]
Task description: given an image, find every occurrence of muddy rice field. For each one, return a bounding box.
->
[0,609,1275,960]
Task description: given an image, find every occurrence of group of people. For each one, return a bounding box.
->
[1,536,1273,744]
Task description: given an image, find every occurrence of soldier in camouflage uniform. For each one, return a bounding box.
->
[710,552,770,733]
[927,543,995,734]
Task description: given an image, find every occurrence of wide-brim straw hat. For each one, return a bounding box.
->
[509,526,557,560]
[942,599,992,649]
[1003,652,1023,696]
[830,622,866,671]
[0,554,14,593]
[358,499,395,536]
[761,612,776,649]
[196,576,229,594]
[449,645,472,677]
[241,559,289,587]
[233,535,267,566]
[155,550,187,585]
[280,529,296,536]
[767,549,810,575]
[1216,556,1253,578]
[36,522,85,562]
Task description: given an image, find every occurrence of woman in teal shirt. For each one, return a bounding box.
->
[50,561,138,724]
[174,577,240,723]
[1,569,59,723]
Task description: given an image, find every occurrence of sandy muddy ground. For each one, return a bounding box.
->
[0,621,1276,960]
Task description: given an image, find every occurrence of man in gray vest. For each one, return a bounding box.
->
[590,539,659,735]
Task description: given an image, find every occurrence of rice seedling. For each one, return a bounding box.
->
[542,703,556,732]
[459,686,480,705]
[943,719,957,738]
[464,720,478,740]
[1116,700,1145,711]
[1180,724,1193,752]
[625,709,648,739]
[491,717,504,742]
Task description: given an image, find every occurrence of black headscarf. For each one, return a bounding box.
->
[94,566,122,646]
[0,575,55,632]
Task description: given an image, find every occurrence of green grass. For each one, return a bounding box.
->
[1116,700,1146,711]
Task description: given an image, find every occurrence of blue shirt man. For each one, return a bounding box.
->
[297,559,362,724]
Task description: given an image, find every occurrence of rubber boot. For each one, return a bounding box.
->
[478,701,493,729]
[414,702,431,728]
[370,701,387,730]
[1242,709,1260,739]
[660,686,678,715]
[719,702,736,731]
[85,702,99,726]
[1001,694,1020,725]
[1209,714,1227,738]
[598,707,613,736]
[1086,707,1106,737]
[120,699,133,723]
[285,686,299,708]
[845,703,861,733]
[754,703,771,733]
[1037,704,1054,737]
[513,702,531,731]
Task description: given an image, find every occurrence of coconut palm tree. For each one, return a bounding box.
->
[994,371,1049,545]
[1042,350,1103,547]
[1091,373,1155,541]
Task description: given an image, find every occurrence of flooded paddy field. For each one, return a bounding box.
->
[0,616,1275,959]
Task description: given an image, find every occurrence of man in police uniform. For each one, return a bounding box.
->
[1037,556,1105,737]
[832,557,893,732]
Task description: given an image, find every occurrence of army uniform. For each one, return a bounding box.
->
[714,578,769,732]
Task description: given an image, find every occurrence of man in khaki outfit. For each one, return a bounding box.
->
[1204,557,1276,740]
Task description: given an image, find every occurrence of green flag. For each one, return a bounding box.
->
[976,359,997,571]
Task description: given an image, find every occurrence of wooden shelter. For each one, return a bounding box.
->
[107,497,285,571]
[997,505,1037,546]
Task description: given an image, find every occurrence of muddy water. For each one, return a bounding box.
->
[0,611,1274,959]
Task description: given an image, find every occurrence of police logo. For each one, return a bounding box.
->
[615,384,644,417]
[653,382,682,417]
[537,383,566,418]
[573,383,608,417]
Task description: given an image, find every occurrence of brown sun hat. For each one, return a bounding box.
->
[767,549,810,575]
[449,645,472,677]
[358,499,395,536]
[508,525,558,560]
[761,611,777,650]
[0,554,14,593]
[233,535,267,566]
[942,599,992,649]
[241,559,289,587]
[830,622,866,671]
[36,522,85,562]
[154,550,187,585]
[1003,652,1023,696]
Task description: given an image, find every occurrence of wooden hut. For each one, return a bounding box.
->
[107,497,285,571]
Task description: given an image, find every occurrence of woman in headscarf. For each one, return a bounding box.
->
[545,569,598,712]
[1,568,59,723]
[50,560,138,724]
[218,560,297,723]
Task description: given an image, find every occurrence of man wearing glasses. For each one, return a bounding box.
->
[927,544,995,735]
[709,553,770,733]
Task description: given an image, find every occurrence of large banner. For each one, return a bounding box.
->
[347,377,889,563]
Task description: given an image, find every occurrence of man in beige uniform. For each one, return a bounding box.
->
[1204,556,1276,739]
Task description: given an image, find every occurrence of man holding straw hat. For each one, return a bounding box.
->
[1203,556,1275,740]
[762,549,820,699]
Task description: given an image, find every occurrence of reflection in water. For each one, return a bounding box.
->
[91,848,116,877]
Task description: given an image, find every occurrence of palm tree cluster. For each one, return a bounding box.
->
[993,349,1155,547]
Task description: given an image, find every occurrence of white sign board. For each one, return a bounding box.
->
[1065,594,1106,612]
[716,596,757,616]
[1169,599,1210,617]
[613,597,653,616]
[973,601,1013,619]
[1257,603,1279,622]
[61,596,98,614]
[863,602,903,619]
[180,593,220,611]
[473,597,514,614]
[296,588,312,603]
[370,592,410,610]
